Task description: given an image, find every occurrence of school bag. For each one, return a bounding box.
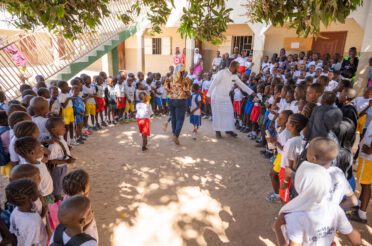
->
[188,93,200,108]
[50,224,96,246]
[0,127,10,166]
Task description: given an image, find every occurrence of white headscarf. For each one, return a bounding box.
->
[279,161,332,214]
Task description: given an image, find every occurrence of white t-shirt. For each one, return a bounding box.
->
[59,93,73,108]
[84,219,99,243]
[20,159,53,196]
[202,80,211,91]
[136,103,153,119]
[114,83,125,98]
[155,86,164,98]
[281,136,303,168]
[277,128,291,155]
[212,57,222,67]
[49,230,97,246]
[235,56,247,67]
[48,136,71,167]
[285,203,353,246]
[306,72,316,78]
[233,88,243,101]
[327,166,353,205]
[32,116,50,141]
[261,62,270,73]
[96,84,105,98]
[125,85,135,102]
[49,98,61,115]
[193,53,202,65]
[278,98,288,113]
[190,94,202,116]
[9,136,19,162]
[359,121,372,160]
[83,85,96,104]
[288,101,299,113]
[10,207,48,246]
[325,80,338,92]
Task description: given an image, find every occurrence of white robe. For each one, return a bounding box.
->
[207,69,254,131]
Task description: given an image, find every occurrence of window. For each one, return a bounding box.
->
[152,38,162,55]
[232,36,253,54]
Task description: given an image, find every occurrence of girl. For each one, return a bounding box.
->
[62,169,98,243]
[274,161,361,246]
[71,85,86,144]
[14,136,54,204]
[279,113,308,203]
[49,86,61,117]
[190,84,202,140]
[136,92,153,151]
[105,76,118,125]
[46,117,76,201]
[6,179,48,246]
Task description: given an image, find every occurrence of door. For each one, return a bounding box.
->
[312,31,347,57]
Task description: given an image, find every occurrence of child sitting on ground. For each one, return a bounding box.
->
[6,179,48,246]
[46,117,76,201]
[279,113,308,203]
[63,169,99,242]
[136,92,153,151]
[14,136,54,204]
[190,84,202,140]
[49,195,97,245]
[30,96,51,142]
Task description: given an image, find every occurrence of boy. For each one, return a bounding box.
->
[82,75,98,130]
[114,77,126,121]
[58,80,77,145]
[71,86,86,144]
[30,96,51,142]
[94,76,107,128]
[49,86,61,117]
[125,77,135,121]
[49,195,97,245]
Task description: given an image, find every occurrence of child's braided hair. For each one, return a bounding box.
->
[289,113,308,133]
[63,169,90,196]
[8,111,30,129]
[13,120,38,138]
[14,136,39,158]
[6,179,38,206]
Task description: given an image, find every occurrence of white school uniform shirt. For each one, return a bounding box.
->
[202,80,211,91]
[155,86,164,98]
[48,136,71,167]
[234,56,247,66]
[20,158,53,196]
[359,121,372,160]
[306,71,315,78]
[190,94,202,116]
[325,80,338,92]
[114,83,125,98]
[49,98,61,115]
[277,128,291,155]
[288,100,299,113]
[212,57,222,67]
[59,92,73,108]
[233,88,243,101]
[10,207,48,246]
[84,219,99,243]
[49,230,97,246]
[278,98,288,113]
[261,62,270,73]
[96,84,105,98]
[327,166,353,205]
[284,203,352,246]
[83,85,96,104]
[9,136,20,163]
[136,102,153,119]
[280,136,303,168]
[125,85,135,102]
[32,116,51,141]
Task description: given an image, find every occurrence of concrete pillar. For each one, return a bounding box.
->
[185,38,195,72]
[248,23,270,74]
[353,0,372,94]
[136,31,145,72]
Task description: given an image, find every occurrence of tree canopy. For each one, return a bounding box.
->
[0,0,365,43]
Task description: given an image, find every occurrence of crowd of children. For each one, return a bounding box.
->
[225,47,370,245]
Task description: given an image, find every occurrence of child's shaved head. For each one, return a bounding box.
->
[58,195,93,228]
[306,137,339,166]
[30,96,48,116]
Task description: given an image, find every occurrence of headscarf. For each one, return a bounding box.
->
[279,161,332,214]
[173,64,185,82]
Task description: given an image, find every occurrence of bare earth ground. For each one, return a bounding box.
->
[67,116,372,246]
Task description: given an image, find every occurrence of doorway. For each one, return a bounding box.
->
[312,31,347,57]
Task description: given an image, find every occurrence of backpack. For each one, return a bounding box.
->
[50,224,96,246]
[337,117,356,150]
[188,93,200,108]
[0,127,10,166]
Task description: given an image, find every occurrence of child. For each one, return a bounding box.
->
[279,113,308,203]
[58,80,77,145]
[202,73,212,119]
[125,77,136,121]
[30,96,51,142]
[190,84,202,140]
[49,195,97,245]
[274,161,361,246]
[93,75,107,128]
[0,111,10,176]
[105,77,118,124]
[82,75,98,130]
[6,179,48,246]
[49,86,61,117]
[62,169,99,242]
[249,84,264,140]
[154,80,164,115]
[37,88,50,99]
[14,136,54,204]
[46,117,76,200]
[136,92,153,151]
[71,85,86,144]
[114,77,126,121]
[266,110,293,203]
[232,85,243,128]
[0,91,8,112]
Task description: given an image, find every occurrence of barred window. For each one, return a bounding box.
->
[232,36,253,54]
[152,38,162,55]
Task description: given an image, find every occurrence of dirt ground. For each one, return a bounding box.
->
[68,116,370,245]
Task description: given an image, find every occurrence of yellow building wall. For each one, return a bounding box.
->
[124,35,139,74]
[264,18,364,58]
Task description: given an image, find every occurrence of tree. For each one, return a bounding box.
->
[245,0,364,37]
[1,0,232,44]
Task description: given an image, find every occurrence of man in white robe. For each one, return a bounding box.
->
[207,61,255,138]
